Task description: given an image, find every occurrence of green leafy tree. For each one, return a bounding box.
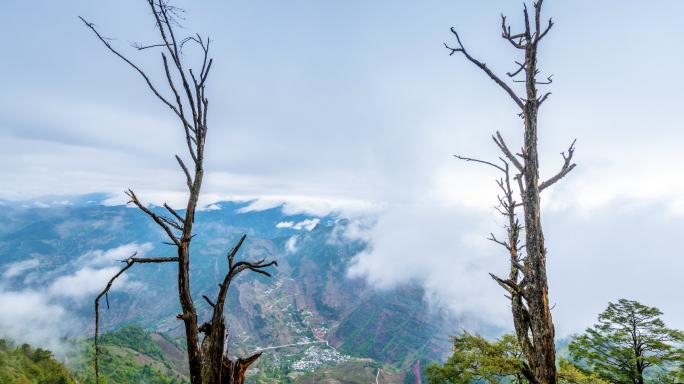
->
[425,331,608,384]
[0,339,76,384]
[32,347,54,362]
[99,325,166,359]
[425,330,527,384]
[568,299,684,384]
[557,359,610,384]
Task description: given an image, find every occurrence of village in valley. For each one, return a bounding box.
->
[289,346,352,372]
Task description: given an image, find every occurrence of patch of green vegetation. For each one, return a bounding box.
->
[99,325,166,360]
[0,339,75,384]
[312,289,341,320]
[64,338,184,384]
[335,287,449,366]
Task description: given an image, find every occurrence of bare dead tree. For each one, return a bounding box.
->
[448,2,576,384]
[81,2,276,383]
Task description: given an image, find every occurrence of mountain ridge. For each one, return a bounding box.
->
[0,194,459,371]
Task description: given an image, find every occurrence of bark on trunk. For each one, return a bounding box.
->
[521,24,557,384]
[82,2,274,383]
[447,2,569,384]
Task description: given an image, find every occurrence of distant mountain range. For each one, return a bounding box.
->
[0,192,112,209]
[0,194,459,369]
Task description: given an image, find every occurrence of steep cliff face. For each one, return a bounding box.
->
[332,286,454,368]
[0,199,459,365]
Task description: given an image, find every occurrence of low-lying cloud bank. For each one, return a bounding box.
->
[345,204,509,328]
[0,243,153,351]
[2,194,683,349]
[341,197,684,337]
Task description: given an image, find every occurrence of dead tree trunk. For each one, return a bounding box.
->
[448,2,576,383]
[81,2,276,384]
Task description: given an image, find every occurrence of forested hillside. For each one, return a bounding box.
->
[0,339,75,384]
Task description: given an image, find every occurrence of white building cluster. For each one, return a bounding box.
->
[290,346,352,372]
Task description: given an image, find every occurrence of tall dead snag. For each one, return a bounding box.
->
[81,2,276,384]
[447,2,576,384]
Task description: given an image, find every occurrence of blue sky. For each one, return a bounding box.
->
[1,0,684,336]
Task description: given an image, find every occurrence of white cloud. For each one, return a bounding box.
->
[346,204,509,328]
[0,243,154,348]
[53,200,72,205]
[293,219,320,231]
[33,201,49,208]
[274,219,321,230]
[78,242,154,267]
[237,196,386,219]
[50,267,130,299]
[285,235,299,253]
[198,203,221,211]
[2,259,40,279]
[0,289,67,352]
[344,196,684,337]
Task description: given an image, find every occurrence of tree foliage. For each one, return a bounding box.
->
[425,331,608,384]
[557,359,610,384]
[0,339,75,384]
[61,337,184,384]
[425,330,526,384]
[568,299,684,384]
[99,325,166,360]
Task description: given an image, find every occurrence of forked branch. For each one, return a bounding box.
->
[538,92,552,106]
[501,15,527,49]
[488,233,511,251]
[125,189,181,246]
[200,235,279,317]
[492,132,524,172]
[534,0,554,42]
[539,139,577,191]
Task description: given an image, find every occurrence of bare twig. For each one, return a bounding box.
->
[492,132,524,172]
[535,75,553,85]
[453,155,505,172]
[507,61,526,78]
[538,92,552,106]
[78,17,194,131]
[488,233,511,250]
[501,15,527,49]
[445,28,524,110]
[539,139,577,191]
